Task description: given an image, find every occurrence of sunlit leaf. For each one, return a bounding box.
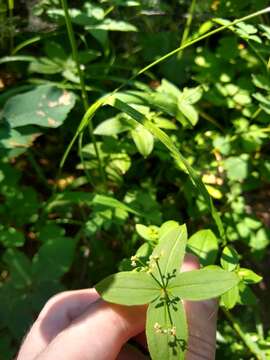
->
[169,268,239,300]
[146,297,187,360]
[95,271,160,305]
[151,225,187,279]
[188,229,218,266]
[2,86,76,128]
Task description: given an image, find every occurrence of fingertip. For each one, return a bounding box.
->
[181,253,200,272]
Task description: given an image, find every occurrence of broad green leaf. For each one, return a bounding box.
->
[146,296,187,360]
[169,268,239,300]
[238,283,258,306]
[238,268,262,284]
[32,237,76,281]
[131,125,154,157]
[94,116,132,136]
[221,285,239,309]
[220,246,239,271]
[3,249,32,288]
[38,224,65,242]
[177,99,198,127]
[159,221,179,238]
[153,118,177,130]
[95,271,160,305]
[188,229,218,266]
[151,225,187,280]
[224,156,249,181]
[0,227,25,247]
[2,86,76,128]
[136,224,159,241]
[0,124,40,151]
[181,86,203,104]
[136,242,153,258]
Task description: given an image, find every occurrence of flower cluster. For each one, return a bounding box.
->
[154,322,177,337]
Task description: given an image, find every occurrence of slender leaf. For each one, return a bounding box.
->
[107,96,225,239]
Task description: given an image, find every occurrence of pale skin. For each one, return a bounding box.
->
[17,255,217,360]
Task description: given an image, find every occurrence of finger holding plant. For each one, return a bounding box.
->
[95,224,239,360]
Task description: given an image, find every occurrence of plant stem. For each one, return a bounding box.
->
[78,131,96,188]
[60,0,106,189]
[27,150,50,190]
[8,0,14,53]
[177,0,197,59]
[199,110,225,132]
[127,6,270,86]
[156,260,166,289]
[222,308,265,360]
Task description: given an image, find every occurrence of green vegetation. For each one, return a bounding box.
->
[0,0,270,358]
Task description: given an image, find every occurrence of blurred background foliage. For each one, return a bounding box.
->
[0,0,270,358]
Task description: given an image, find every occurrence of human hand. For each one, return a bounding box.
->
[17,255,217,360]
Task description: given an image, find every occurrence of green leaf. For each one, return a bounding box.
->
[159,221,179,238]
[92,194,142,217]
[220,246,239,271]
[2,86,76,128]
[131,125,154,157]
[146,297,187,360]
[94,116,132,136]
[136,224,159,241]
[3,249,32,288]
[169,268,239,300]
[108,97,224,239]
[221,285,239,309]
[0,124,40,151]
[0,227,25,247]
[151,225,187,279]
[224,156,248,181]
[177,99,198,127]
[188,229,218,266]
[238,268,262,284]
[95,271,160,305]
[32,237,76,281]
[87,19,137,32]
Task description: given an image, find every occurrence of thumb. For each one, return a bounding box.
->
[37,299,146,360]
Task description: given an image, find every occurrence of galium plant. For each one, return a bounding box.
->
[95,224,239,360]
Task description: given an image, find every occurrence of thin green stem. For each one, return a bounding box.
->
[115,6,270,91]
[251,107,262,119]
[156,260,166,289]
[60,0,106,188]
[247,40,268,72]
[60,7,270,176]
[222,308,265,360]
[78,131,96,188]
[177,0,197,59]
[199,110,225,132]
[27,150,50,190]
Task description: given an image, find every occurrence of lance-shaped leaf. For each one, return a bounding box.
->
[146,296,188,360]
[107,97,225,240]
[95,271,160,305]
[169,268,239,301]
[151,225,187,280]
